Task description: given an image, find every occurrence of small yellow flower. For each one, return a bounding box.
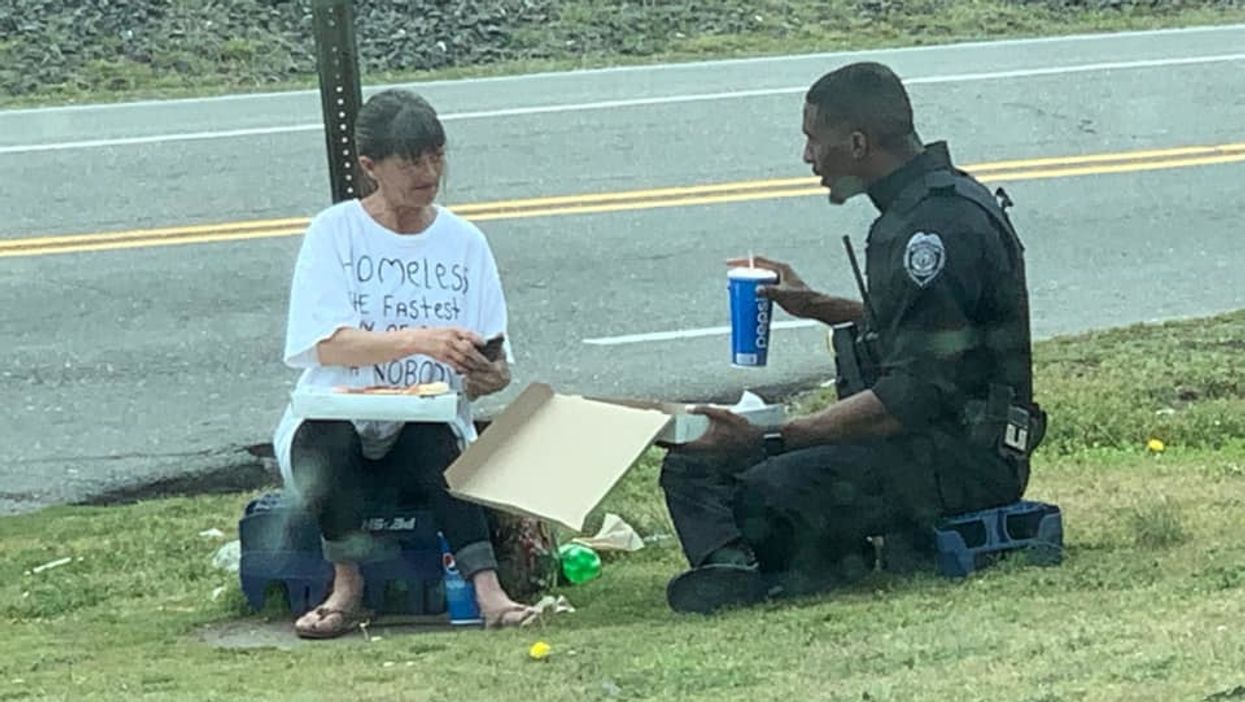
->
[528,641,551,661]
[1147,438,1166,453]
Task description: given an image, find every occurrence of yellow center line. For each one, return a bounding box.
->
[970,142,1245,171]
[465,186,825,222]
[2,142,1242,258]
[981,152,1245,181]
[0,218,308,251]
[451,142,1245,212]
[449,176,819,212]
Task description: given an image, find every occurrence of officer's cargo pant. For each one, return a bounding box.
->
[660,439,1018,586]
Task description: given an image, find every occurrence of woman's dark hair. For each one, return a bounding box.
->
[355,89,447,162]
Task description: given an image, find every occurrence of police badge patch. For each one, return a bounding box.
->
[903,232,946,287]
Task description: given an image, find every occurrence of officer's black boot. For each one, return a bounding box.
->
[703,541,758,568]
[666,541,772,614]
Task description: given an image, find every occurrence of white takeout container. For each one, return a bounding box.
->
[657,391,786,444]
[290,388,460,423]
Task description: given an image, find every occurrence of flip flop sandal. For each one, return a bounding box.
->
[294,606,372,640]
[484,605,541,629]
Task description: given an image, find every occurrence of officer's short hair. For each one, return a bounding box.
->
[806,62,915,150]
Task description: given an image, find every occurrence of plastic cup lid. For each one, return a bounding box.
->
[727,267,779,281]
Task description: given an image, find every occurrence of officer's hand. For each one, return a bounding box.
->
[658,406,763,457]
[726,256,814,319]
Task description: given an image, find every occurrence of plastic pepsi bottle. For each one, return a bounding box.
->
[438,532,483,626]
[558,543,602,584]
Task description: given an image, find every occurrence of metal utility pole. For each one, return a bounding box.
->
[311,0,370,202]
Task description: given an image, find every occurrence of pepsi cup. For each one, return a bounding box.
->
[437,532,483,626]
[728,267,779,367]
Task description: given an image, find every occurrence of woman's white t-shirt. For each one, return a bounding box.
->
[272,199,509,490]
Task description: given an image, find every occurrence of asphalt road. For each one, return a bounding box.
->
[1,25,1243,514]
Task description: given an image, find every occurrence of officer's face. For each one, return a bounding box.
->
[802,103,867,205]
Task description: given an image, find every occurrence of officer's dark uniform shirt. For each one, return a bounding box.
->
[862,141,1033,510]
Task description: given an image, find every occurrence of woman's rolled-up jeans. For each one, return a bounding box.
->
[288,420,498,579]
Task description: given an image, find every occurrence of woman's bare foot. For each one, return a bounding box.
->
[294,563,368,639]
[471,569,539,629]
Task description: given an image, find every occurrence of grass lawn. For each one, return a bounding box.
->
[2,310,1244,701]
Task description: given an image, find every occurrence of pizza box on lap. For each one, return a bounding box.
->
[291,382,459,423]
[443,383,785,532]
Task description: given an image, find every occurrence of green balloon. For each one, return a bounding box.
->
[558,543,602,584]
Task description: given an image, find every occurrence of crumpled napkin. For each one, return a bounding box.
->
[571,513,644,553]
[532,595,577,616]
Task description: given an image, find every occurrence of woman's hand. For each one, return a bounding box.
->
[317,326,500,379]
[464,358,511,400]
[400,327,492,375]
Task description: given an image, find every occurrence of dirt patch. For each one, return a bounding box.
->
[196,614,462,650]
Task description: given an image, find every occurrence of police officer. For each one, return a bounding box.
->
[660,61,1045,614]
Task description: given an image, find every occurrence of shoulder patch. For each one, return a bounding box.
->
[903,232,946,288]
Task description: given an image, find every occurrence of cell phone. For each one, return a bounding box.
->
[479,334,506,362]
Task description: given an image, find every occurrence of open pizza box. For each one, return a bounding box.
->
[443,382,784,532]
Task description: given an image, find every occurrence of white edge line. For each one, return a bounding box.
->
[0,124,324,153]
[584,320,820,346]
[4,51,1245,155]
[0,87,805,154]
[905,52,1245,84]
[6,23,1244,115]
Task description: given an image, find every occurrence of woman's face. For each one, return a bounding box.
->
[361,148,445,209]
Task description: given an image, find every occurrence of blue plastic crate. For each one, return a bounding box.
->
[933,500,1063,578]
[238,491,444,616]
